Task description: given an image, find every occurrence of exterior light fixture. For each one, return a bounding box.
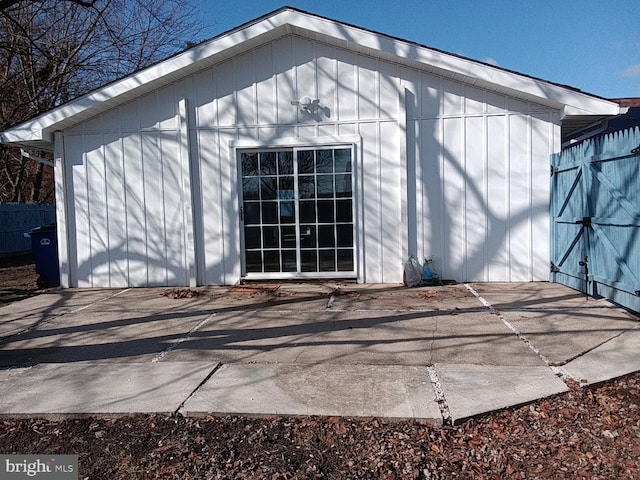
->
[291,96,320,113]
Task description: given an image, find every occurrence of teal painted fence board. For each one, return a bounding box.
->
[0,203,56,254]
[551,127,640,313]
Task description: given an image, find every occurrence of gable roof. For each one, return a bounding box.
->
[1,6,621,149]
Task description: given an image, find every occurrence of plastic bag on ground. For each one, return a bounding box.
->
[403,255,423,288]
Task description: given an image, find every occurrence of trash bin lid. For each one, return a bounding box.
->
[28,223,57,233]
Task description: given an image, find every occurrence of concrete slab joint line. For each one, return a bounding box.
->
[175,362,223,416]
[428,317,438,366]
[427,365,451,425]
[562,324,640,366]
[464,284,575,384]
[152,312,217,363]
[70,288,130,314]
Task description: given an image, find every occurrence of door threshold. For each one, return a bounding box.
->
[240,277,357,285]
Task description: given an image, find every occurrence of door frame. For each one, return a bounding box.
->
[231,135,363,281]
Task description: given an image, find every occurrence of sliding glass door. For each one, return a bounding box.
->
[240,147,355,277]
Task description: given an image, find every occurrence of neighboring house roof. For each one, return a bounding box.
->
[1,6,622,150]
[610,98,640,108]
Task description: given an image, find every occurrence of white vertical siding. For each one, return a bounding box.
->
[442,117,465,280]
[62,33,559,287]
[419,117,442,267]
[295,38,316,106]
[63,89,191,287]
[359,121,381,282]
[103,134,128,287]
[464,116,486,280]
[194,129,219,282]
[85,134,110,286]
[508,115,532,281]
[216,60,236,126]
[123,133,146,286]
[336,49,357,121]
[486,115,508,281]
[193,69,215,127]
[275,37,296,125]
[316,43,336,121]
[255,44,276,126]
[235,51,256,125]
[379,120,403,282]
[357,56,378,120]
[409,69,555,282]
[69,135,91,287]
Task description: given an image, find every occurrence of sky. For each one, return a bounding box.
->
[195,0,640,100]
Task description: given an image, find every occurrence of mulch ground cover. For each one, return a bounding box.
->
[1,374,638,479]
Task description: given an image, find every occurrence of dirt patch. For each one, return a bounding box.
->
[0,373,638,479]
[0,253,40,304]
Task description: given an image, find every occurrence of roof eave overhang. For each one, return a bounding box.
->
[0,7,622,148]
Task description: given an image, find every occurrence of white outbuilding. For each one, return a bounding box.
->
[1,7,621,288]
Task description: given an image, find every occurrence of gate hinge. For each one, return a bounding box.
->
[575,216,592,228]
[631,144,640,155]
[550,263,560,273]
[550,165,559,176]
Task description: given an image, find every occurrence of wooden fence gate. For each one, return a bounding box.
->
[550,127,640,313]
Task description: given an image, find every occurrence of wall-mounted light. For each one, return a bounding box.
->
[291,96,320,114]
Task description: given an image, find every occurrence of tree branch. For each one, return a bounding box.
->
[0,0,97,12]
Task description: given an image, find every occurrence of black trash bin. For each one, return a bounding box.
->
[28,223,60,288]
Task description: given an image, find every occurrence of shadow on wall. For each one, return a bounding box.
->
[64,27,554,287]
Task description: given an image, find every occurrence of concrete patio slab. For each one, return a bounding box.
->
[153,309,342,364]
[157,307,540,367]
[468,283,639,364]
[427,313,544,366]
[435,363,569,424]
[0,362,218,416]
[85,288,215,315]
[196,284,336,311]
[0,308,216,367]
[0,281,637,421]
[0,289,127,338]
[563,327,640,385]
[181,363,441,424]
[330,284,487,311]
[470,282,590,309]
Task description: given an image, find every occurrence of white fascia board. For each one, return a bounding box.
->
[561,101,621,118]
[0,121,53,145]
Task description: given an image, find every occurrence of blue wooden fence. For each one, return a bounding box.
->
[551,127,640,313]
[0,203,56,255]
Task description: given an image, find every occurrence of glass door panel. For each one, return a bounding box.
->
[240,147,354,276]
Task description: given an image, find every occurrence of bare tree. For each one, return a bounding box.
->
[0,0,204,202]
[0,1,98,11]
